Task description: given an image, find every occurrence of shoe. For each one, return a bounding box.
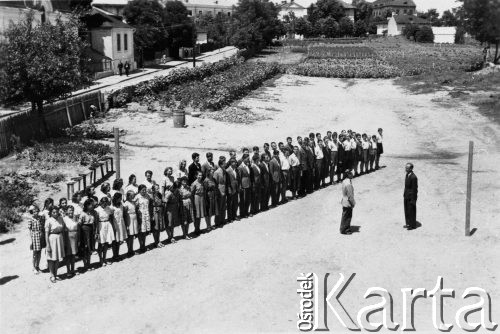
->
[403,225,409,228]
[407,227,415,231]
[341,231,352,235]
[49,276,56,283]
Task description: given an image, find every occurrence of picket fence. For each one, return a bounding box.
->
[0,91,103,157]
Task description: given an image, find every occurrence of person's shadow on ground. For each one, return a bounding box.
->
[0,275,19,285]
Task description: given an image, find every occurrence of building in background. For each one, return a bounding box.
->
[0,0,71,40]
[277,0,307,19]
[376,14,429,36]
[91,0,128,16]
[372,0,416,17]
[84,6,136,77]
[432,26,456,44]
[163,0,235,18]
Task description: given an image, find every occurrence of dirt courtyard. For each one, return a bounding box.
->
[1,74,499,333]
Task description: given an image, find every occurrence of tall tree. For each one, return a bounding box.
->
[163,0,194,57]
[462,0,500,64]
[353,0,373,22]
[418,8,440,26]
[338,16,354,36]
[0,11,92,134]
[123,0,167,60]
[310,0,346,22]
[440,9,458,26]
[229,0,282,56]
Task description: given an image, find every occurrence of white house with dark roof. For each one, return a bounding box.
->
[277,0,307,19]
[274,0,355,21]
[372,0,416,17]
[85,6,136,75]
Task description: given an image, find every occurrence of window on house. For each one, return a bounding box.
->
[227,12,231,17]
[199,11,202,16]
[188,10,192,16]
[396,9,399,14]
[408,9,413,15]
[117,33,121,52]
[124,33,128,51]
[403,9,407,14]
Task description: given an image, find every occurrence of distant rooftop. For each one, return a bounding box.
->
[372,0,416,8]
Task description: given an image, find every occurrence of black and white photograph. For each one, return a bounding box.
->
[0,0,499,332]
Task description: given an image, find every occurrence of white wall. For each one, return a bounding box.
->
[432,26,456,44]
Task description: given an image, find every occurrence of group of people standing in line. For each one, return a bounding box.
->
[27,128,384,283]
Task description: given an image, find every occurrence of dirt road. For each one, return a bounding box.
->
[1,75,499,333]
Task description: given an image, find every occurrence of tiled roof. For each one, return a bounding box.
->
[85,6,132,29]
[393,14,429,25]
[372,0,416,8]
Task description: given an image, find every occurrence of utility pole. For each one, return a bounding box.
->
[192,21,196,68]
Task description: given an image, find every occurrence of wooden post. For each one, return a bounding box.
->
[65,99,73,127]
[97,92,103,113]
[114,127,120,179]
[81,101,87,120]
[465,141,473,236]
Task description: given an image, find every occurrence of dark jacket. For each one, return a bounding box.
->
[188,162,202,185]
[404,172,418,202]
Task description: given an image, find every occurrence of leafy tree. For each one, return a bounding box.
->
[418,9,440,26]
[123,0,167,60]
[164,0,194,56]
[402,23,420,41]
[0,11,92,135]
[319,17,339,38]
[283,11,298,36]
[455,25,466,44]
[415,25,434,43]
[295,16,312,37]
[352,0,373,22]
[229,0,281,56]
[338,16,354,36]
[196,12,231,47]
[309,0,346,23]
[462,0,500,64]
[353,20,367,37]
[440,9,458,26]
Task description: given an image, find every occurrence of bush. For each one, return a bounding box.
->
[158,62,282,111]
[0,173,37,232]
[109,55,244,108]
[455,26,466,44]
[289,58,401,78]
[64,121,115,140]
[415,26,434,43]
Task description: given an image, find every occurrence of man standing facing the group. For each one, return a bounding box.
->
[340,169,355,235]
[404,163,418,230]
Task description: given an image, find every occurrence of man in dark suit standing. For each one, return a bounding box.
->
[269,150,281,207]
[213,156,227,227]
[188,152,202,185]
[404,163,418,230]
[226,158,240,222]
[259,154,271,211]
[238,154,252,218]
[201,152,215,179]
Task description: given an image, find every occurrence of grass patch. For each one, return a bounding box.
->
[0,173,37,233]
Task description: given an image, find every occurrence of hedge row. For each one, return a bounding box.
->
[109,54,244,108]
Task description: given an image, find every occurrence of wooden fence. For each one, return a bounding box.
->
[0,91,103,157]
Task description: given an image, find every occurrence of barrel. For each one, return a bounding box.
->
[173,110,185,128]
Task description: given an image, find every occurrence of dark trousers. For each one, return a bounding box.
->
[251,186,260,214]
[299,169,309,195]
[215,192,226,225]
[271,180,280,206]
[227,193,238,221]
[239,188,251,218]
[290,167,301,197]
[340,207,353,233]
[315,159,323,188]
[404,198,417,228]
[261,185,270,210]
[281,170,289,202]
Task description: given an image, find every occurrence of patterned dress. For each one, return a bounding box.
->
[28,215,45,251]
[95,206,115,245]
[180,186,194,224]
[203,178,217,217]
[136,195,152,233]
[45,217,65,261]
[124,200,139,236]
[112,204,128,242]
[191,180,206,219]
[152,193,165,231]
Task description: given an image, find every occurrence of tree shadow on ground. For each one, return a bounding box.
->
[0,238,15,246]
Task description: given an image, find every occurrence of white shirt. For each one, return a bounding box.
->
[279,151,290,170]
[251,163,261,174]
[371,141,377,149]
[376,133,383,143]
[362,140,370,150]
[175,169,187,180]
[288,153,300,167]
[328,140,338,152]
[343,140,351,151]
[350,138,357,150]
[314,145,324,159]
